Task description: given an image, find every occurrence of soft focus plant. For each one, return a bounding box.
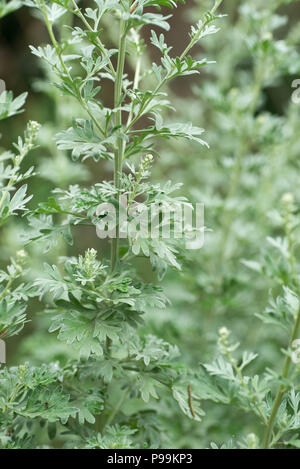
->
[150,0,300,449]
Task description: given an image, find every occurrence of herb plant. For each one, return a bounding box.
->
[2,0,300,450]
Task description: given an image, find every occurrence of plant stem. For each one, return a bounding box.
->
[104,388,129,429]
[0,277,14,303]
[110,19,127,272]
[0,174,16,217]
[41,2,105,136]
[0,138,33,217]
[179,0,223,60]
[125,47,142,133]
[70,0,116,78]
[125,0,224,133]
[223,340,267,425]
[3,365,26,413]
[262,308,300,448]
[219,67,264,263]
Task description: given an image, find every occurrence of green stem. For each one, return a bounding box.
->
[219,67,264,263]
[223,346,267,425]
[3,366,26,413]
[70,0,116,79]
[41,2,105,136]
[125,0,224,133]
[0,145,31,216]
[104,389,129,429]
[262,308,300,448]
[0,277,15,302]
[0,177,16,216]
[179,0,223,60]
[124,51,142,133]
[110,19,127,272]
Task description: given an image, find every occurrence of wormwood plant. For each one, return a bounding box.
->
[5,0,300,450]
[1,0,228,449]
